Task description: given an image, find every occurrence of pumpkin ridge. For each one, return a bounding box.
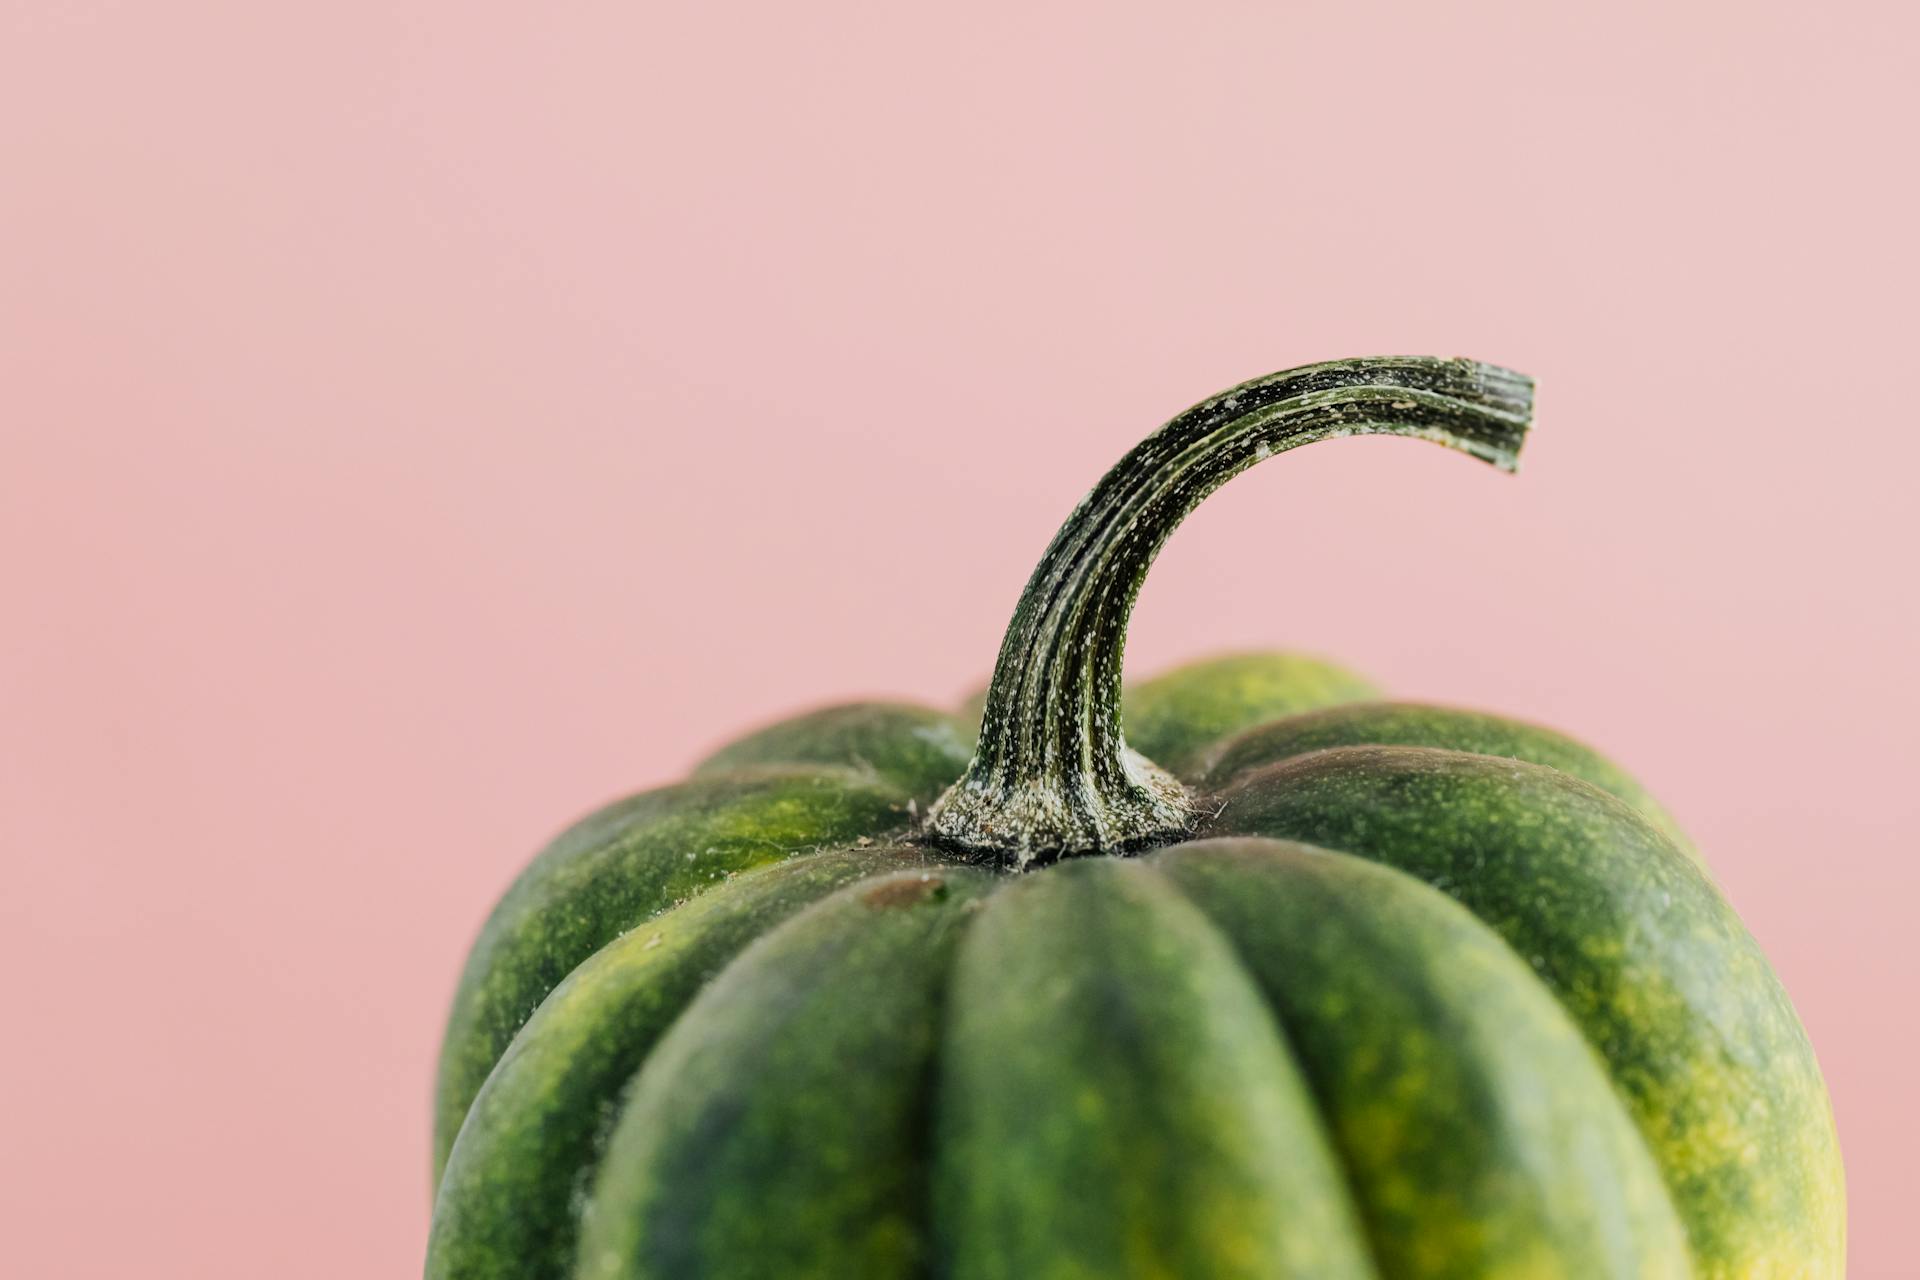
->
[1154,838,1692,1278]
[1195,702,1692,853]
[433,765,913,1178]
[933,857,1377,1279]
[1202,746,1845,1277]
[427,847,952,1279]
[574,865,995,1278]
[1133,853,1392,1280]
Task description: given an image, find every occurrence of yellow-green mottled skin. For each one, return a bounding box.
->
[935,854,1379,1280]
[576,867,999,1278]
[1201,701,1692,852]
[430,653,1843,1280]
[432,763,924,1180]
[1202,741,1841,1275]
[431,357,1841,1279]
[430,847,949,1278]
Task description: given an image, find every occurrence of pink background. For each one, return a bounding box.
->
[4,3,1914,1276]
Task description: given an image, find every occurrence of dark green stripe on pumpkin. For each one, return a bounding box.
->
[1157,838,1689,1279]
[427,846,951,1280]
[1201,701,1691,851]
[433,765,913,1180]
[1205,746,1844,1279]
[935,858,1375,1280]
[574,867,995,1280]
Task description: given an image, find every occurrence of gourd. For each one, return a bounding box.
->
[428,357,1843,1279]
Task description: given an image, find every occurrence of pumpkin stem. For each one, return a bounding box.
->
[923,356,1534,869]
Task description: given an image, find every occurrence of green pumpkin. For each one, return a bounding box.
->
[429,358,1843,1279]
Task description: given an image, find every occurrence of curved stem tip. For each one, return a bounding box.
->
[923,356,1533,868]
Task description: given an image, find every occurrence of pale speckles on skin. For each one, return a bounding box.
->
[1203,703,1695,857]
[1159,840,1691,1278]
[936,859,1378,1279]
[432,766,914,1182]
[574,869,996,1280]
[1202,747,1843,1278]
[429,849,958,1280]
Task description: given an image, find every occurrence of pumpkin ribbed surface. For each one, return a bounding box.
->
[429,660,1842,1280]
[429,360,1842,1278]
